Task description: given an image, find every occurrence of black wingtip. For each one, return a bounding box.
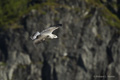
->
[56,24,62,26]
[51,24,62,27]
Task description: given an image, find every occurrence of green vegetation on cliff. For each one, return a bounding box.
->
[0,0,30,29]
[85,0,120,30]
[0,0,120,30]
[0,0,69,29]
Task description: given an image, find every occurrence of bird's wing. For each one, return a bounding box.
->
[33,34,48,44]
[41,27,58,34]
[41,24,62,34]
[31,31,40,40]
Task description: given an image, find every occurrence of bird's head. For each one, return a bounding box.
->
[53,35,58,38]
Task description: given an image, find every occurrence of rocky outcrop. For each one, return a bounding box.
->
[0,0,120,80]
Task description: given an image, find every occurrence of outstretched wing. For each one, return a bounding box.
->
[30,31,40,40]
[33,34,48,44]
[41,24,62,34]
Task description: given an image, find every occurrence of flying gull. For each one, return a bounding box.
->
[30,24,62,45]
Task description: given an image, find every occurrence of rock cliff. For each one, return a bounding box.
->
[0,0,120,80]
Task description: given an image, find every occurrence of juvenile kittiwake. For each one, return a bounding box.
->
[30,24,62,45]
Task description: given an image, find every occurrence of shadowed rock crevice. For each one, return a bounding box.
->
[42,60,51,80]
[77,55,87,72]
[117,0,120,18]
[0,34,8,62]
[106,47,114,64]
[53,68,58,80]
[106,32,119,64]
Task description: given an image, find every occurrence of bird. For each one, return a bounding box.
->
[30,24,62,45]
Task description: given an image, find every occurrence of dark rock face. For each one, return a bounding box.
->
[0,0,120,80]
